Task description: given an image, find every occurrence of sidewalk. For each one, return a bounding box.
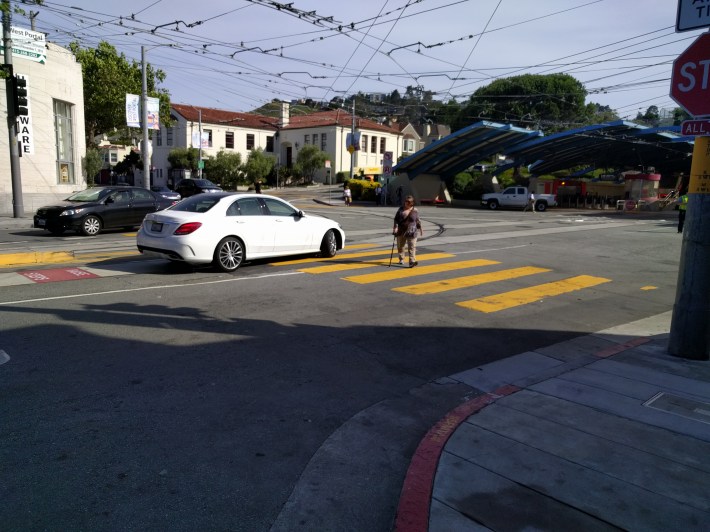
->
[396,311,710,531]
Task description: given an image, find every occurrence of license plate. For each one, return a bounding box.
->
[151,222,163,232]
[37,219,46,227]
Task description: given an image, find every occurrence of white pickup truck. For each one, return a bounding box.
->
[480,186,557,212]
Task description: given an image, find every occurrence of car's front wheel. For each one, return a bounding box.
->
[320,229,337,258]
[213,237,244,272]
[488,200,499,210]
[80,215,102,236]
[535,201,547,212]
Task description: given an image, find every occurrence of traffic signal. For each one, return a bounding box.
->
[13,75,28,117]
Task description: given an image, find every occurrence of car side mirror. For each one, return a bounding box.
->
[105,197,114,204]
[295,210,304,218]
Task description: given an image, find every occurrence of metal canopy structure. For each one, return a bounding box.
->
[393,120,694,180]
[393,121,542,181]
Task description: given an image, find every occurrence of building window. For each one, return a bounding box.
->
[362,134,368,153]
[266,135,274,152]
[304,134,310,145]
[380,137,386,154]
[313,133,319,147]
[53,99,75,184]
[247,133,255,150]
[204,129,213,148]
[226,131,234,149]
[404,138,415,152]
[166,127,173,146]
[321,133,327,151]
[156,129,162,147]
[110,152,118,164]
[370,136,377,153]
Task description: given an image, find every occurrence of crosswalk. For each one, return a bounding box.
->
[269,244,611,313]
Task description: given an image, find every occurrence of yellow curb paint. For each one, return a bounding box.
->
[0,251,74,267]
[456,275,611,313]
[394,266,552,295]
[343,258,498,284]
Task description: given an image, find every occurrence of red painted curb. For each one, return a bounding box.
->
[594,336,650,358]
[394,384,520,532]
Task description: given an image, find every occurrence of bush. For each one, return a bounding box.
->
[348,178,380,201]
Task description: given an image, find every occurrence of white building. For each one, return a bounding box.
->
[150,102,402,186]
[0,37,86,216]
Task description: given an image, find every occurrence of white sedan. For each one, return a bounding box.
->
[136,193,345,272]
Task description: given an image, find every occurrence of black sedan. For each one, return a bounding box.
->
[174,178,222,198]
[34,186,177,236]
[151,186,181,202]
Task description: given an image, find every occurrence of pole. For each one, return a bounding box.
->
[141,45,150,189]
[350,98,355,179]
[198,109,202,178]
[3,7,24,217]
[668,135,710,360]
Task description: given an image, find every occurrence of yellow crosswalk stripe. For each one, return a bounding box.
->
[343,258,499,284]
[456,274,611,313]
[393,266,551,295]
[300,252,455,274]
[269,245,387,266]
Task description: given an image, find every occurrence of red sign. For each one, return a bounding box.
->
[682,119,710,136]
[670,33,710,117]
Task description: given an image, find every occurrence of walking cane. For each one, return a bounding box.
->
[388,234,396,267]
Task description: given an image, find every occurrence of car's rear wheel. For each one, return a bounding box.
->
[320,229,337,258]
[80,215,102,236]
[488,200,499,210]
[213,237,244,272]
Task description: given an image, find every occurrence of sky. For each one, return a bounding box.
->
[11,0,707,123]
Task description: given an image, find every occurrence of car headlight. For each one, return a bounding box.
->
[60,208,86,216]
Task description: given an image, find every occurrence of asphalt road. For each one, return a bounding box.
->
[0,195,682,531]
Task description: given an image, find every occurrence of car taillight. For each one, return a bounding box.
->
[174,222,202,235]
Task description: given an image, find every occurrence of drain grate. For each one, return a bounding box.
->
[644,392,710,425]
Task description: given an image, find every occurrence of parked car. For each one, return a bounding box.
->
[480,186,557,212]
[33,186,177,236]
[174,178,222,198]
[151,185,181,202]
[137,193,345,272]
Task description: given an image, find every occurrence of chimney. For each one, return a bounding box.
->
[280,101,290,127]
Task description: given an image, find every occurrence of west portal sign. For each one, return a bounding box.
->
[670,32,710,117]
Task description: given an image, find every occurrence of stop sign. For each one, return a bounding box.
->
[670,33,710,117]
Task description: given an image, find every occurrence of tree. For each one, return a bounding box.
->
[295,145,328,183]
[81,148,103,186]
[167,147,200,173]
[113,150,141,177]
[69,41,171,147]
[673,107,691,126]
[452,74,591,133]
[243,148,274,185]
[636,105,660,127]
[204,150,242,189]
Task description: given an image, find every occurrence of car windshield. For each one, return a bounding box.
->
[65,188,106,202]
[193,179,217,187]
[170,194,223,212]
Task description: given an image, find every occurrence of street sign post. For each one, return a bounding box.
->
[670,32,710,117]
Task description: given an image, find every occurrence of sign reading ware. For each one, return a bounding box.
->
[676,0,710,32]
[670,33,710,117]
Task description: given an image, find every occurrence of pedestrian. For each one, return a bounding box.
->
[677,191,688,233]
[254,180,262,194]
[396,185,403,206]
[392,195,423,267]
[382,182,389,205]
[524,191,536,212]
[343,184,352,206]
[375,185,382,205]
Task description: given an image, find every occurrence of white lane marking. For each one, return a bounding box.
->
[0,350,10,365]
[0,271,304,306]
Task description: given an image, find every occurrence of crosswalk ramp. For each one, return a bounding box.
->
[270,244,611,313]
